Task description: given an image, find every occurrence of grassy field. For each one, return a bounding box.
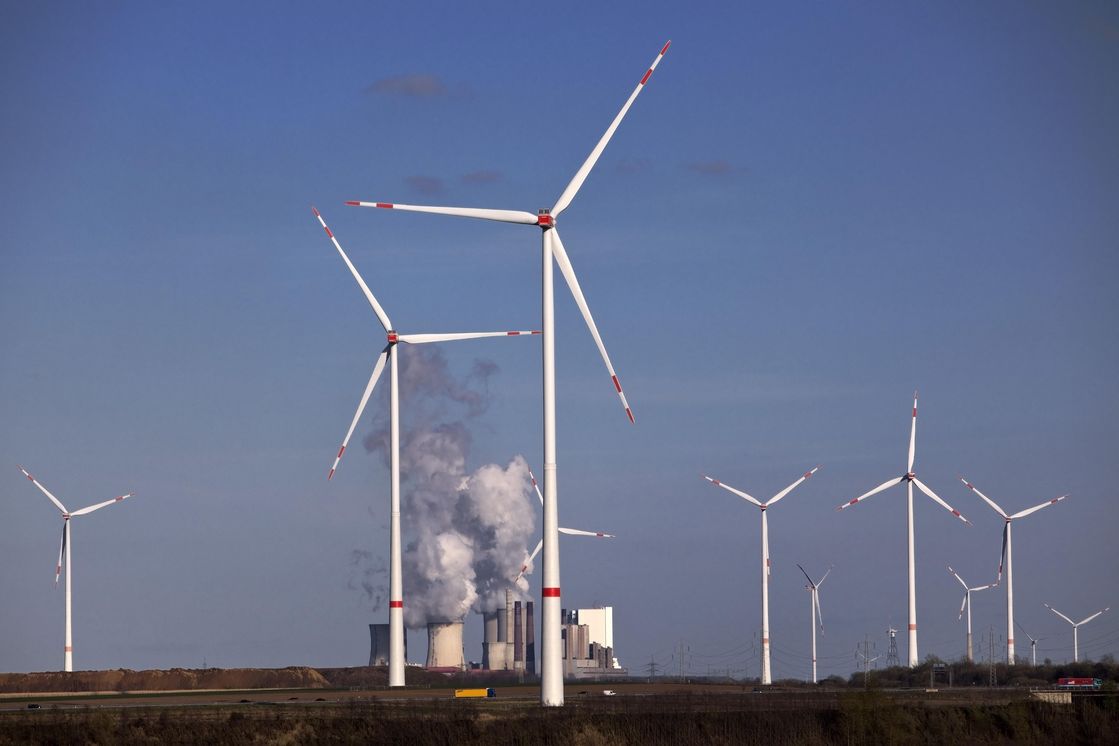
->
[1,687,1116,745]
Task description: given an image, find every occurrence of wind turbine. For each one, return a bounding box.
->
[796,563,831,684]
[1015,620,1041,667]
[959,477,1067,665]
[836,392,970,667]
[345,42,670,706]
[313,207,538,687]
[947,565,996,663]
[1044,603,1109,663]
[18,466,133,672]
[515,466,614,583]
[702,465,820,685]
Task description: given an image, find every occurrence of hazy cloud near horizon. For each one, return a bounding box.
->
[366,73,448,97]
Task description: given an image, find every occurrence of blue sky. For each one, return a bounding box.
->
[2,2,1117,678]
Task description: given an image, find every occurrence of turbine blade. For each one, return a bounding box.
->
[836,476,904,511]
[971,583,995,593]
[766,465,820,508]
[1044,603,1076,626]
[907,390,918,473]
[1010,494,1069,520]
[913,477,971,524]
[815,590,825,634]
[947,565,969,591]
[816,566,833,588]
[328,347,389,480]
[998,523,1008,583]
[958,593,967,621]
[515,539,544,581]
[796,563,814,587]
[1077,608,1110,626]
[552,41,671,217]
[550,229,633,423]
[958,476,1009,518]
[18,466,69,515]
[312,207,392,332]
[398,331,540,344]
[346,201,538,225]
[702,475,763,507]
[1014,620,1037,644]
[55,524,66,584]
[70,493,134,516]
[558,527,615,538]
[527,467,544,506]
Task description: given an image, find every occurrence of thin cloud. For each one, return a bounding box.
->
[461,170,503,185]
[406,175,444,195]
[685,159,744,176]
[616,158,651,175]
[366,74,448,98]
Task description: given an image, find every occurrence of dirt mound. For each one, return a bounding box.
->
[0,666,329,694]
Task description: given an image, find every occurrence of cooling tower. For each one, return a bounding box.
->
[370,623,407,666]
[425,621,466,670]
[483,611,506,671]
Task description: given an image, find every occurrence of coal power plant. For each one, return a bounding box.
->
[481,590,535,674]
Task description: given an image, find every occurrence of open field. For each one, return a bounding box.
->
[1,682,1116,745]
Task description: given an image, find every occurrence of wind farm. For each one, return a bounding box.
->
[2,4,1117,743]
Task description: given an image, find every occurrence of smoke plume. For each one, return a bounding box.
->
[359,345,535,627]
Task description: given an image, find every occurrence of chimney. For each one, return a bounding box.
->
[514,601,524,671]
[425,621,465,670]
[483,611,505,671]
[526,601,536,676]
[505,589,514,671]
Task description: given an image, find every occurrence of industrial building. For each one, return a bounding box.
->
[562,606,626,679]
[481,590,535,675]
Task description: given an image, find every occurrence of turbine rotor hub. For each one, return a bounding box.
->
[536,209,553,228]
[387,331,398,344]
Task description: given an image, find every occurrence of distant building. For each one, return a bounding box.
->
[562,606,626,679]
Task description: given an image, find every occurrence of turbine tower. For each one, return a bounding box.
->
[947,565,996,663]
[515,466,614,583]
[796,563,832,684]
[1044,603,1109,663]
[959,477,1067,665]
[18,466,134,672]
[1015,620,1040,667]
[702,466,820,685]
[836,392,970,667]
[313,207,537,687]
[345,42,670,706]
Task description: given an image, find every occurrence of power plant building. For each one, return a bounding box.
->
[562,606,626,679]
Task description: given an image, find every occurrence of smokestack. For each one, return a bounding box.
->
[425,621,465,670]
[514,601,524,671]
[505,589,514,671]
[483,611,505,671]
[369,623,407,666]
[526,601,536,676]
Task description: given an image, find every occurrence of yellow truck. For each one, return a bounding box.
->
[454,688,496,698]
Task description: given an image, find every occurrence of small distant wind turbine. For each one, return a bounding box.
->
[346,41,670,708]
[796,563,832,684]
[18,466,134,672]
[313,207,537,688]
[947,565,997,663]
[1015,620,1041,667]
[703,465,820,685]
[959,477,1067,665]
[1044,603,1109,663]
[514,467,614,583]
[836,392,970,667]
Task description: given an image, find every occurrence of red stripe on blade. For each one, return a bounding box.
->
[376,202,393,209]
[611,375,622,393]
[626,408,635,424]
[311,206,320,217]
[344,201,360,206]
[327,468,335,481]
[640,69,652,85]
[337,445,346,459]
[542,587,561,597]
[660,41,671,55]
[324,226,334,238]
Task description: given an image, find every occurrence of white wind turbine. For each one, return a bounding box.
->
[702,466,820,685]
[1044,603,1109,663]
[1015,620,1041,667]
[958,477,1067,665]
[796,563,831,684]
[346,42,670,706]
[18,466,134,672]
[947,565,996,663]
[836,392,971,667]
[313,207,538,688]
[514,466,614,583]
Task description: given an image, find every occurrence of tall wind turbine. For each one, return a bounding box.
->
[703,466,820,685]
[1044,603,1109,663]
[959,477,1067,664]
[515,466,614,583]
[313,207,537,687]
[836,392,970,667]
[796,563,831,684]
[346,42,670,706]
[18,466,133,672]
[947,565,996,663]
[1015,620,1040,667]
